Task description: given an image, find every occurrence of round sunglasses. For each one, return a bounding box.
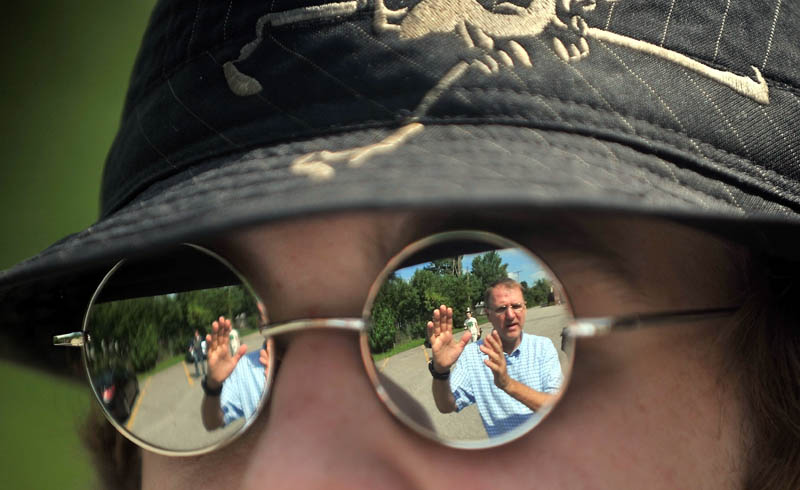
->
[54,230,736,455]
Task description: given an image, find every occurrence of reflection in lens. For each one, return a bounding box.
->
[83,245,271,455]
[364,232,573,447]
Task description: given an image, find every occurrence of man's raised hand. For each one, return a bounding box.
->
[480,330,511,390]
[205,316,248,389]
[427,305,471,373]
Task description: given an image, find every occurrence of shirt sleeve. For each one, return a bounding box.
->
[220,370,245,426]
[219,350,265,426]
[540,341,563,394]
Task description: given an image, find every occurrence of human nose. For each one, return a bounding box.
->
[237,329,428,489]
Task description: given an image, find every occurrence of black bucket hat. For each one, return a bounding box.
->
[3,0,800,371]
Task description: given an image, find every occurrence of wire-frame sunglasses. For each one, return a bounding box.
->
[55,230,736,455]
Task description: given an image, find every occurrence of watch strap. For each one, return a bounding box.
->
[202,376,223,396]
[428,361,450,380]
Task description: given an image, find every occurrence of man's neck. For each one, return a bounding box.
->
[502,333,523,354]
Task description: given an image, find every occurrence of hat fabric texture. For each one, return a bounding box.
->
[2,0,800,368]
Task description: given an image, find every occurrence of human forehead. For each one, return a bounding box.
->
[487,285,524,305]
[215,210,743,313]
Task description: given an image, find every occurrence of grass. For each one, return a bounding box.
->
[372,337,427,362]
[0,359,95,489]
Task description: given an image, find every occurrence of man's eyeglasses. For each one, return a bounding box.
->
[490,303,525,315]
[55,230,737,456]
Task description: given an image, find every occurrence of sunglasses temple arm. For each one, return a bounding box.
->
[54,331,85,347]
[54,317,367,347]
[564,307,739,338]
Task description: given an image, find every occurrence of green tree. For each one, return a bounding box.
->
[526,278,553,307]
[391,277,424,338]
[86,296,162,374]
[408,267,474,333]
[368,254,508,349]
[463,272,482,311]
[186,301,214,335]
[153,294,186,355]
[368,304,397,353]
[471,251,509,299]
[129,321,159,371]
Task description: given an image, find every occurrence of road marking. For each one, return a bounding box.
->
[126,376,152,431]
[380,357,389,372]
[421,344,430,363]
[182,361,194,386]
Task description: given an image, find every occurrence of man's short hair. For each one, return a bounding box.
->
[483,278,524,308]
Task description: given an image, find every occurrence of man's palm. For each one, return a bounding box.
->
[206,316,246,386]
[428,305,470,372]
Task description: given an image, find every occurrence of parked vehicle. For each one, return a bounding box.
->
[93,369,140,423]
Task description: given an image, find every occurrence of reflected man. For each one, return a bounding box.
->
[200,316,269,430]
[429,278,563,437]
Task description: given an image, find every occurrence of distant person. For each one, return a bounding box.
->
[229,327,241,357]
[429,279,563,437]
[189,330,205,377]
[463,310,479,342]
[201,316,269,430]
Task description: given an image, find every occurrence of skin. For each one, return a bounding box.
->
[485,285,526,353]
[142,211,746,489]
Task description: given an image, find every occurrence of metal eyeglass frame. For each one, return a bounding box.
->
[54,230,739,454]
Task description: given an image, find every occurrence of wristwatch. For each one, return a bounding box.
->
[202,376,223,396]
[428,361,450,380]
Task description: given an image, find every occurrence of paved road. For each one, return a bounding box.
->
[124,306,570,449]
[126,332,264,451]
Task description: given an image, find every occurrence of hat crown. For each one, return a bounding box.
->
[103,0,800,217]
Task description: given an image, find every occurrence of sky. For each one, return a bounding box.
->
[395,247,552,286]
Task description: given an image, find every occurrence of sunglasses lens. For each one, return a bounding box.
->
[364,232,573,447]
[83,245,271,455]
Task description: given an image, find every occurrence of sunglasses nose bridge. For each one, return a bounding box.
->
[248,330,423,474]
[260,318,366,340]
[496,306,514,322]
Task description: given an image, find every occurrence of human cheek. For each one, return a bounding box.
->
[519,324,743,489]
[143,331,488,490]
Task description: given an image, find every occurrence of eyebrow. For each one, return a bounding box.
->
[524,222,633,280]
[412,210,639,286]
[465,212,635,282]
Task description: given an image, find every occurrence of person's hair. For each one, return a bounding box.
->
[719,252,800,489]
[82,403,141,490]
[483,278,524,309]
